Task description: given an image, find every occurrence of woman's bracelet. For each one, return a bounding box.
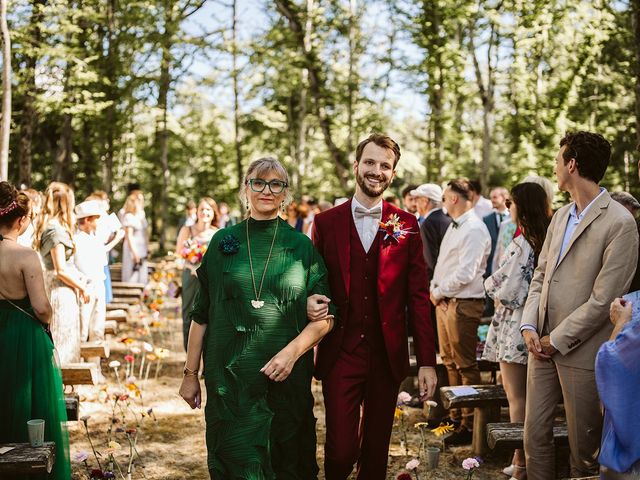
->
[183,366,198,377]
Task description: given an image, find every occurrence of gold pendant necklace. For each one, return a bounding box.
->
[246,217,279,309]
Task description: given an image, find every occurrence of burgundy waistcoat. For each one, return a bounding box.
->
[342,214,386,352]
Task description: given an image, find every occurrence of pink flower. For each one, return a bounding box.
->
[73,451,88,462]
[406,459,420,470]
[124,355,134,363]
[462,457,480,470]
[397,391,412,405]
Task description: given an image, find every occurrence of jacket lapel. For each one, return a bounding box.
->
[336,200,352,297]
[555,193,608,270]
[377,201,392,298]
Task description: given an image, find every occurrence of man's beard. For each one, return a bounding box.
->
[356,171,392,198]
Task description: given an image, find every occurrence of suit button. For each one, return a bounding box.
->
[364,315,368,319]
[360,334,365,339]
[364,296,368,300]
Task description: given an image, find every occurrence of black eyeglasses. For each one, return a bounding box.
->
[505,199,512,208]
[247,178,288,194]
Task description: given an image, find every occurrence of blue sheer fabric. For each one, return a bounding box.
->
[596,318,640,474]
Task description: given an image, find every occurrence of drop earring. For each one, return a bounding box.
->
[245,201,249,210]
[281,201,286,212]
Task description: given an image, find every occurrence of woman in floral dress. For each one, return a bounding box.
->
[175,197,219,350]
[482,182,552,480]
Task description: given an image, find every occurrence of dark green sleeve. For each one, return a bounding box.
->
[190,248,211,325]
[307,246,337,318]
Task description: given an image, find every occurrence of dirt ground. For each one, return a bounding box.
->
[69,302,510,479]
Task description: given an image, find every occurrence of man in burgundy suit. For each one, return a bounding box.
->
[312,133,437,480]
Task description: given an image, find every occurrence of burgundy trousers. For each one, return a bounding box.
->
[322,342,400,480]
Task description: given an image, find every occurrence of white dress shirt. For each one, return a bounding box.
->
[74,230,106,282]
[351,197,383,253]
[430,209,491,300]
[474,196,493,219]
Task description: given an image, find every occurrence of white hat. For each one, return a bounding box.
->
[410,184,443,202]
[75,200,105,219]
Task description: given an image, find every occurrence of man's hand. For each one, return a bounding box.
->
[306,294,334,322]
[539,335,557,356]
[610,298,632,327]
[418,366,437,400]
[522,329,551,360]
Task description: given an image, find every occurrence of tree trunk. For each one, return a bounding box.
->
[634,0,640,153]
[346,0,357,159]
[102,0,117,194]
[17,0,44,187]
[275,0,350,189]
[156,36,171,253]
[231,0,242,189]
[0,0,11,181]
[54,114,73,185]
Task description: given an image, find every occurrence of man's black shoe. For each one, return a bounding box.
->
[426,415,461,429]
[444,425,473,446]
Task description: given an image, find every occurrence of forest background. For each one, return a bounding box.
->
[1,0,640,252]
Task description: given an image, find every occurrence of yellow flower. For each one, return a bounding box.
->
[414,422,429,429]
[394,407,404,420]
[431,423,455,436]
[108,441,121,450]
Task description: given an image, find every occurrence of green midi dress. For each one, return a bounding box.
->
[191,217,332,479]
[0,298,71,480]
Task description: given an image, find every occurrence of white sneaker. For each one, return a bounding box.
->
[503,465,515,476]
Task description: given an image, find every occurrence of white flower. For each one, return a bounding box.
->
[109,360,121,368]
[143,342,153,352]
[397,391,412,405]
[462,458,480,470]
[406,459,420,470]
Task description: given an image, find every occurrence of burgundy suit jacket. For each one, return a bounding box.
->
[312,199,437,383]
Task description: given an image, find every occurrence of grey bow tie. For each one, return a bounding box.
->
[354,205,382,220]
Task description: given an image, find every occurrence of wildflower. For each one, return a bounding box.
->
[125,428,137,435]
[108,360,121,368]
[125,376,137,383]
[124,355,134,363]
[80,415,90,427]
[130,346,141,355]
[462,458,480,470]
[431,423,455,436]
[397,391,412,405]
[406,459,420,470]
[73,451,89,462]
[143,342,153,352]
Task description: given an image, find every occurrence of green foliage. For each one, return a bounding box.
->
[4,0,640,238]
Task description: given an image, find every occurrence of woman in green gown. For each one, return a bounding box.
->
[0,181,71,480]
[179,158,335,479]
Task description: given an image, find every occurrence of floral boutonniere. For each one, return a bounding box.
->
[378,213,413,244]
[218,234,240,255]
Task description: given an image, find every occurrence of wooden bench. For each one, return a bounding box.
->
[106,309,128,323]
[0,442,55,475]
[61,363,97,385]
[80,341,109,359]
[65,393,79,421]
[106,302,131,312]
[104,320,118,335]
[111,287,143,298]
[440,384,508,455]
[111,281,145,290]
[110,296,139,305]
[487,422,568,449]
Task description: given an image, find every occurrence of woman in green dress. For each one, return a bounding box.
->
[0,181,71,479]
[179,158,335,479]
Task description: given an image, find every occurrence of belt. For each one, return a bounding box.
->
[444,297,484,303]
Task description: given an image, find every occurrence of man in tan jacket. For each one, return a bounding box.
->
[520,131,639,480]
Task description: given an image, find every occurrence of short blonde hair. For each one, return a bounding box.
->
[239,157,292,213]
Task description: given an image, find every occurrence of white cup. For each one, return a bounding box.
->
[27,419,45,447]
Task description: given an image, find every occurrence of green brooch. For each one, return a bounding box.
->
[218,234,240,255]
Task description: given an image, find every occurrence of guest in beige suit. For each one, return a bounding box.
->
[520,131,639,480]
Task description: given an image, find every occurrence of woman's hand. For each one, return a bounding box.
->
[307,294,333,322]
[77,287,90,304]
[260,346,298,382]
[610,298,632,326]
[179,375,202,409]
